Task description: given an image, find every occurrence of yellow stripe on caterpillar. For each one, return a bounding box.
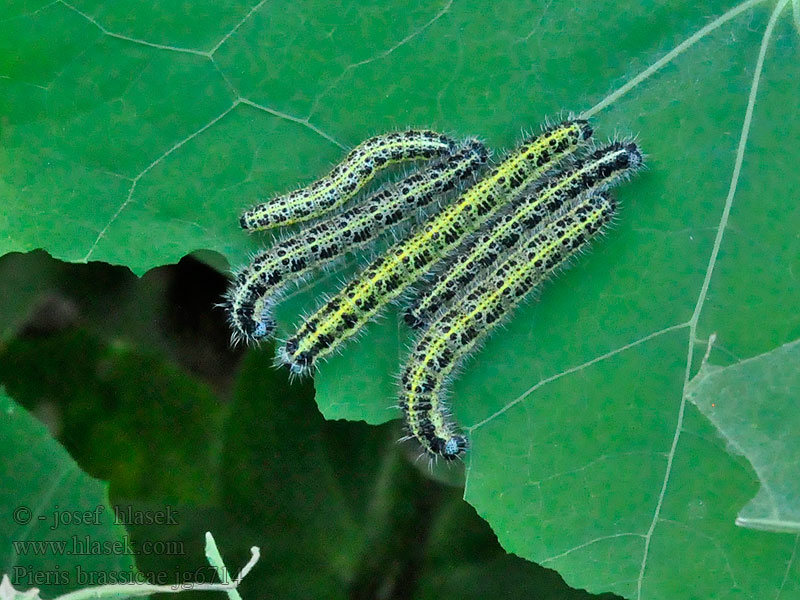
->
[405,141,642,329]
[224,140,488,344]
[278,119,593,374]
[400,192,618,459]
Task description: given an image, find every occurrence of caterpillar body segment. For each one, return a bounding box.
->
[240,130,458,231]
[224,140,489,344]
[278,119,593,374]
[400,192,618,459]
[405,141,642,329]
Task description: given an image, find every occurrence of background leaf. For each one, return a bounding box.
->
[0,389,136,598]
[687,338,800,534]
[0,330,227,503]
[2,0,800,598]
[0,280,609,599]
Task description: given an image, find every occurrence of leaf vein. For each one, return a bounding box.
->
[82,103,238,260]
[636,2,791,596]
[59,0,210,57]
[467,323,688,433]
[775,535,800,600]
[306,0,454,119]
[581,0,770,119]
[540,533,645,565]
[239,98,346,149]
[208,0,269,56]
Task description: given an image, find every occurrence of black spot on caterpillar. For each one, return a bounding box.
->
[224,140,489,344]
[405,141,642,329]
[278,119,593,374]
[400,192,618,459]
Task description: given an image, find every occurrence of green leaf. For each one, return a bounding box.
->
[687,338,800,534]
[0,303,605,599]
[0,330,227,504]
[3,1,800,598]
[0,389,136,598]
[219,347,607,600]
[0,252,62,341]
[221,347,369,599]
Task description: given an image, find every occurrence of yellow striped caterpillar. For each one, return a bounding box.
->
[278,119,593,374]
[405,142,642,329]
[224,140,489,343]
[400,192,618,459]
[239,130,458,230]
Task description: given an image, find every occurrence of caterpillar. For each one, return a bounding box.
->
[224,140,489,344]
[239,130,458,230]
[278,119,593,374]
[404,141,642,329]
[400,192,618,459]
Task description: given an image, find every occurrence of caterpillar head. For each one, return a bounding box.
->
[223,294,276,346]
[441,435,469,461]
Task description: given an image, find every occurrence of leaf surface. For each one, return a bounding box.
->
[3,1,800,598]
[687,339,800,534]
[0,389,136,597]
